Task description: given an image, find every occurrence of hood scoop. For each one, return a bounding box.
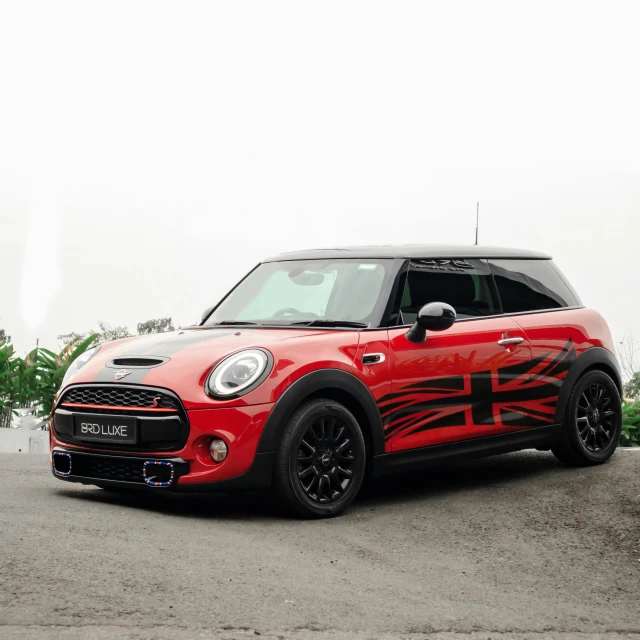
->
[108,357,169,368]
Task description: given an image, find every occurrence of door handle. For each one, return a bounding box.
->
[498,337,524,347]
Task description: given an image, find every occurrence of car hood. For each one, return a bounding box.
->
[63,327,360,408]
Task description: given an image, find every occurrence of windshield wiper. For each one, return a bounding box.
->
[210,321,259,326]
[291,319,368,328]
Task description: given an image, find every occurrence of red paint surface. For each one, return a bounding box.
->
[51,308,615,484]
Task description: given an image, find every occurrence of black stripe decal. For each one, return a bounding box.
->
[92,329,239,383]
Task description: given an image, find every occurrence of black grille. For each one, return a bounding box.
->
[111,358,165,367]
[72,454,145,483]
[54,385,189,453]
[62,387,178,410]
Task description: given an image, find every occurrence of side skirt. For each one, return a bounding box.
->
[372,424,563,476]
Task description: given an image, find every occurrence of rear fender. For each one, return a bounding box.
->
[553,347,622,423]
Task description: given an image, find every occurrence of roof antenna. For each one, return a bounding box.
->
[475,202,479,245]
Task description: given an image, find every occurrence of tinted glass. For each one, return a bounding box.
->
[489,259,579,313]
[399,259,501,323]
[206,259,393,326]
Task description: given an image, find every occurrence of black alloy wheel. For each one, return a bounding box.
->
[297,415,356,504]
[274,399,366,518]
[576,381,616,452]
[552,370,622,466]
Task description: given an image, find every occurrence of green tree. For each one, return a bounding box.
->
[623,371,640,401]
[58,321,131,347]
[0,338,39,426]
[137,317,175,335]
[0,339,18,426]
[1,333,99,424]
[621,402,640,447]
[36,334,99,416]
[95,321,131,344]
[57,330,87,345]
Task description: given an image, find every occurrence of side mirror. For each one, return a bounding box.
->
[201,306,214,324]
[406,302,456,343]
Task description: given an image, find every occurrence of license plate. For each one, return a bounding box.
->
[74,414,137,444]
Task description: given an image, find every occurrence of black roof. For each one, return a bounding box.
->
[264,244,552,262]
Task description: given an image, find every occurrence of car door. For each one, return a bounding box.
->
[488,258,587,414]
[381,258,534,453]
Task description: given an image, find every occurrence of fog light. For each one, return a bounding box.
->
[209,438,228,462]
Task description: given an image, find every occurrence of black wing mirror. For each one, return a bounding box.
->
[201,306,214,324]
[406,302,456,343]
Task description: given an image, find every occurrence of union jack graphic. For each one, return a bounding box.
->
[380,339,577,443]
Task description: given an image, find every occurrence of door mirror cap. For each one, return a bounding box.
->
[201,306,214,324]
[406,302,456,343]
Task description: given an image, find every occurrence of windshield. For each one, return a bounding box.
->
[205,259,393,327]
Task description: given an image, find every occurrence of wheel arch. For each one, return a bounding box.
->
[256,369,385,457]
[554,347,622,423]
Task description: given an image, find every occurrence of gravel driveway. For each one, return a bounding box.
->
[1,450,639,640]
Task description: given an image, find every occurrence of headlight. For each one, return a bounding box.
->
[61,346,101,387]
[206,349,271,398]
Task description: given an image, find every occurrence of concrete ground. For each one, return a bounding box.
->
[0,450,639,640]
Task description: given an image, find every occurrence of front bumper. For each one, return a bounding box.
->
[51,447,274,492]
[50,403,275,491]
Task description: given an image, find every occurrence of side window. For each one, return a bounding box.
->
[489,259,580,313]
[399,259,501,323]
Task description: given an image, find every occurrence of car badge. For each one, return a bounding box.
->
[114,370,132,381]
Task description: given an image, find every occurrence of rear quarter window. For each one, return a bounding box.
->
[489,259,581,314]
[399,259,501,323]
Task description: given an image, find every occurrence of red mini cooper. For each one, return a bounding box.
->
[51,245,622,517]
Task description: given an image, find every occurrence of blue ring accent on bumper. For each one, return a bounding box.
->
[142,460,175,487]
[52,451,72,477]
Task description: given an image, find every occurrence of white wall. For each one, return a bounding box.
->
[0,429,50,454]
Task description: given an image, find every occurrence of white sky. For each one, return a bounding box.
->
[0,1,638,356]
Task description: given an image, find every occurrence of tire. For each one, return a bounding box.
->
[273,398,367,518]
[551,370,622,466]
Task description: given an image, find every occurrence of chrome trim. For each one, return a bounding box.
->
[498,337,525,346]
[362,353,386,365]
